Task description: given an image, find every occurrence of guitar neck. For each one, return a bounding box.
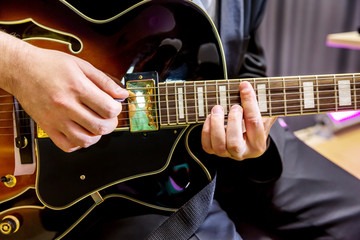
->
[158,73,360,125]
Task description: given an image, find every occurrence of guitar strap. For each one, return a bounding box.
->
[147,175,217,240]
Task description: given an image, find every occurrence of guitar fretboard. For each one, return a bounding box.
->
[157,73,360,125]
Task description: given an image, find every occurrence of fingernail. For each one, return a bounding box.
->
[240,81,251,93]
[211,105,223,115]
[231,105,242,112]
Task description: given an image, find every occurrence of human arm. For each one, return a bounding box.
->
[202,81,276,161]
[200,0,281,182]
[201,31,277,162]
[0,31,128,152]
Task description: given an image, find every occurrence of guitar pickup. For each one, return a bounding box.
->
[125,72,159,132]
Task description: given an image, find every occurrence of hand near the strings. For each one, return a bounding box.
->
[201,81,276,161]
[0,31,129,152]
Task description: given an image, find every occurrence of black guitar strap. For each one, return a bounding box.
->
[147,175,217,240]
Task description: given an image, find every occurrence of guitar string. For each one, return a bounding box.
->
[0,76,358,119]
[0,79,358,107]
[0,98,359,133]
[0,100,356,130]
[0,74,358,100]
[1,101,358,136]
[0,90,358,118]
[1,102,357,136]
[0,87,358,123]
[0,76,359,131]
[0,96,354,126]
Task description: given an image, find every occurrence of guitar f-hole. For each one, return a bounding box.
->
[0,18,82,54]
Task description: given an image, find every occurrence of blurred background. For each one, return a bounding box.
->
[257,0,360,177]
[258,0,360,77]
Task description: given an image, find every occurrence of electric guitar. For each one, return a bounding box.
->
[0,0,359,238]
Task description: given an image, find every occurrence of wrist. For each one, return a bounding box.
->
[0,31,33,95]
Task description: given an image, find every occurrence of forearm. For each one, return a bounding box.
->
[0,30,33,94]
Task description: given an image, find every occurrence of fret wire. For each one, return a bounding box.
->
[205,81,209,117]
[353,74,357,110]
[315,75,320,113]
[298,76,303,115]
[184,82,188,124]
[194,81,198,123]
[157,85,162,125]
[174,82,179,124]
[227,78,231,114]
[267,77,272,116]
[334,74,338,111]
[215,80,219,106]
[165,82,170,124]
[283,77,287,116]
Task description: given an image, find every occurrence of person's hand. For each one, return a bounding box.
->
[201,81,276,161]
[3,37,128,152]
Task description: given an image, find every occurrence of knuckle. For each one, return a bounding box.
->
[213,144,228,156]
[51,93,68,108]
[60,142,79,153]
[93,118,117,135]
[227,141,243,155]
[79,135,100,148]
[241,88,255,101]
[94,123,110,135]
[105,103,121,118]
[246,115,262,127]
[99,73,116,90]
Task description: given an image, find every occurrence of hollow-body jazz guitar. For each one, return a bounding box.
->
[0,0,360,239]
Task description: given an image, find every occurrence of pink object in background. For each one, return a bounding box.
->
[328,111,360,123]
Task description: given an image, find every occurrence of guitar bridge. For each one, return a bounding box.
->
[125,72,159,132]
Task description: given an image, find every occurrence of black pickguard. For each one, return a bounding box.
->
[36,127,189,208]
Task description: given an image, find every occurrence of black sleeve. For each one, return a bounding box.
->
[235,29,283,184]
[217,0,283,185]
[237,30,267,79]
